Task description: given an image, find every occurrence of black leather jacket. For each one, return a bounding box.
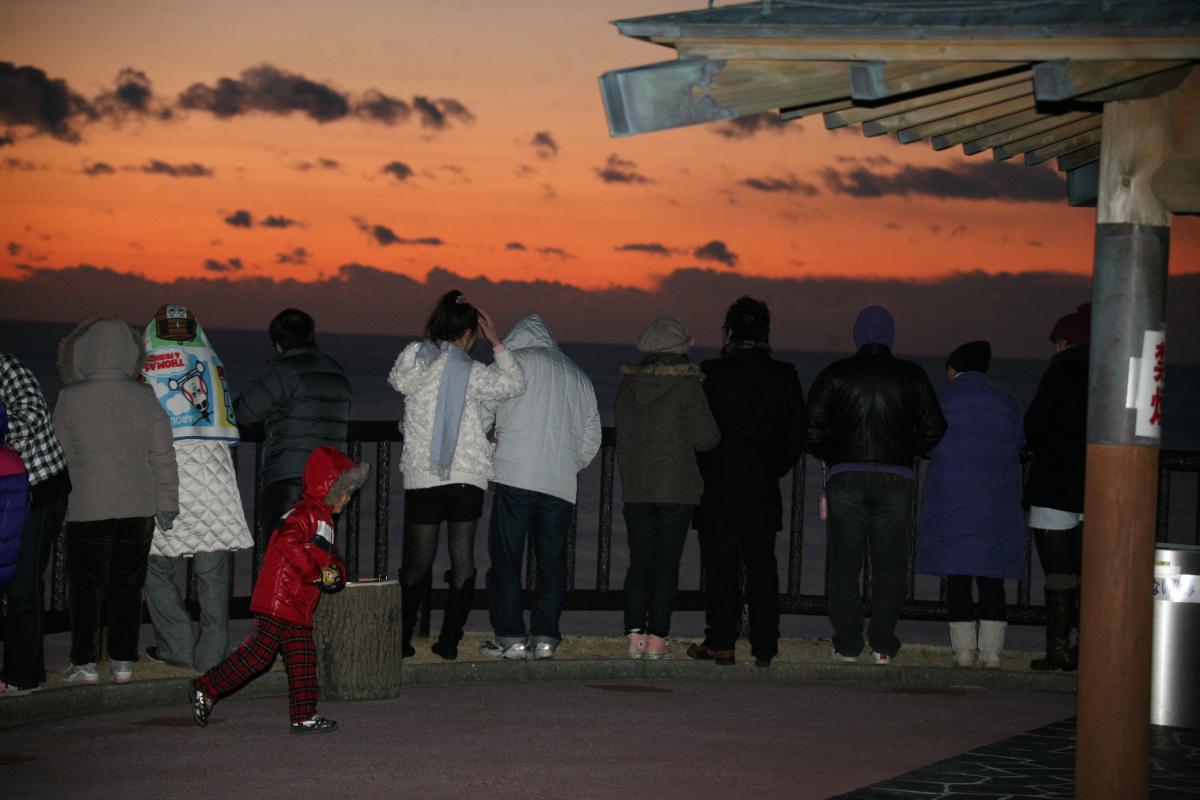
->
[806,344,946,468]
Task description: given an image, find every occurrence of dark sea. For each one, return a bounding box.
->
[3,319,1197,646]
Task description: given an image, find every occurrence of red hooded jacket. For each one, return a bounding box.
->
[249,446,350,626]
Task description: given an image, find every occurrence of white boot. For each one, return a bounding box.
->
[948,621,977,668]
[978,620,1007,669]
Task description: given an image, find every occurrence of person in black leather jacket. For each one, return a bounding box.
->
[807,305,946,665]
[235,309,352,539]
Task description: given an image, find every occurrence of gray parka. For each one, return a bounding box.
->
[53,318,178,522]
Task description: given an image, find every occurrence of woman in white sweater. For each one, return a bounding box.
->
[389,290,524,660]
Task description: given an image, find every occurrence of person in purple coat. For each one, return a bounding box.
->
[916,341,1025,668]
[0,402,31,592]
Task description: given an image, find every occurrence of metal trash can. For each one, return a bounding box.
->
[1151,544,1200,729]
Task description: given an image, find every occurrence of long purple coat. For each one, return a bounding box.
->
[916,372,1025,579]
[0,402,30,587]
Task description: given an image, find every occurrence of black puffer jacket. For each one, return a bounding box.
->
[1023,345,1088,513]
[234,347,352,484]
[806,344,946,468]
[694,348,806,533]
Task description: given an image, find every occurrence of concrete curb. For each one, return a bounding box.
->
[0,658,1075,729]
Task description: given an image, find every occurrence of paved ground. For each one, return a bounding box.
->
[0,677,1076,800]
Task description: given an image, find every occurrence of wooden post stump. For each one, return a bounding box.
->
[313,580,403,701]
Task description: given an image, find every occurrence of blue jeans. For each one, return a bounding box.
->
[826,471,914,658]
[622,503,692,637]
[486,484,573,643]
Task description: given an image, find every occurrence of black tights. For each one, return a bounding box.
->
[1033,526,1082,591]
[946,575,1006,621]
[400,521,477,590]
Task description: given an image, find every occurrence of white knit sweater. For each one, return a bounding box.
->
[388,342,524,492]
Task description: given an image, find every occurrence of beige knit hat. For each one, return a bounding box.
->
[637,315,693,354]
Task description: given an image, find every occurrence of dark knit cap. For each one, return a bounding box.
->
[947,340,991,374]
[1049,303,1092,346]
[853,305,895,349]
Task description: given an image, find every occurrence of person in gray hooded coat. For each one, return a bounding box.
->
[54,317,178,684]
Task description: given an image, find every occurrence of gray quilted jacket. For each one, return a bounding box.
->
[54,318,178,522]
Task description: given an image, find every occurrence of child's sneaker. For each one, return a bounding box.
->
[290,714,338,734]
[62,663,100,684]
[190,680,214,727]
[870,650,893,666]
[479,639,530,660]
[109,659,134,683]
[626,632,647,659]
[644,635,671,660]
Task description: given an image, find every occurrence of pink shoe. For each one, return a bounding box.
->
[626,633,647,659]
[644,635,671,660]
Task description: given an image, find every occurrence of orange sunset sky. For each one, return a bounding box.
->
[2,0,1199,355]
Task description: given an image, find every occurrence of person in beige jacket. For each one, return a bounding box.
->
[53,317,178,684]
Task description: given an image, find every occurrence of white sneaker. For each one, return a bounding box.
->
[479,639,530,660]
[62,663,100,684]
[831,649,857,663]
[870,651,893,666]
[110,660,134,683]
[531,641,557,661]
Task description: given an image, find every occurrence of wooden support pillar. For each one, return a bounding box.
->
[1076,91,1172,800]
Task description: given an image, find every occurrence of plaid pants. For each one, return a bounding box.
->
[196,615,319,723]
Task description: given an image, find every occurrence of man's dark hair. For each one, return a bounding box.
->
[425,289,479,343]
[723,296,770,344]
[268,308,316,351]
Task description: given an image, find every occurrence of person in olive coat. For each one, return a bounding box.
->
[688,297,806,668]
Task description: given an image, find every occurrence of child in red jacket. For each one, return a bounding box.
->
[190,446,367,733]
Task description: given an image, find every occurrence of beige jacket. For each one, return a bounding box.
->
[54,318,178,522]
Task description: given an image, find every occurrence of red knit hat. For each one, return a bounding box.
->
[1049,303,1092,346]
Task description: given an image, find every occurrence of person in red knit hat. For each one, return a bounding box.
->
[190,445,367,733]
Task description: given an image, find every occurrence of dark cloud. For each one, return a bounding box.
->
[615,242,676,256]
[885,222,902,230]
[2,157,41,171]
[0,134,13,147]
[224,210,253,228]
[1029,239,1044,248]
[411,96,475,130]
[538,246,572,260]
[514,164,537,178]
[356,90,410,124]
[83,161,116,176]
[262,215,298,229]
[141,159,213,178]
[295,157,340,172]
[836,154,893,167]
[693,240,739,268]
[7,242,21,256]
[531,131,558,160]
[275,247,309,265]
[739,175,819,195]
[353,217,443,247]
[178,64,350,123]
[505,242,527,251]
[596,154,653,185]
[93,67,173,122]
[0,61,96,142]
[711,112,790,140]
[381,161,414,182]
[8,264,1199,367]
[203,257,244,273]
[820,161,1065,203]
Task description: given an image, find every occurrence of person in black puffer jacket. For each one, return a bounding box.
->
[235,309,352,539]
[807,305,946,666]
[1023,303,1090,672]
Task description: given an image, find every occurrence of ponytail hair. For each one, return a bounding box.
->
[424,290,479,344]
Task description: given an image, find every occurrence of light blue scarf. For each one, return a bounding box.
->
[417,340,473,479]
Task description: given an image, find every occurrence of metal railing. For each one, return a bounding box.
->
[30,424,1200,635]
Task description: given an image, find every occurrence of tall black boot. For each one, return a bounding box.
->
[1030,588,1077,671]
[432,569,475,661]
[401,575,430,660]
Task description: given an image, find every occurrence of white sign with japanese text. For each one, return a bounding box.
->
[1134,330,1165,439]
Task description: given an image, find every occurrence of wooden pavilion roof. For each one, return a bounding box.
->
[599,0,1200,207]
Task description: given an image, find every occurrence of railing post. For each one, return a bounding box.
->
[344,440,362,580]
[566,473,581,591]
[786,456,806,596]
[596,435,616,592]
[374,439,391,580]
[251,440,267,585]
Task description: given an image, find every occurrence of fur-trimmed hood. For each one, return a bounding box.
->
[618,359,702,405]
[58,317,145,385]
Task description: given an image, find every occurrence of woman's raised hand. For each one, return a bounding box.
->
[477,309,502,347]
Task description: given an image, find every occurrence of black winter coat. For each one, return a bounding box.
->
[806,344,946,468]
[1022,345,1088,513]
[235,347,352,484]
[694,348,806,533]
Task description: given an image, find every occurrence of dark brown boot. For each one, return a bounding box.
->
[401,576,430,659]
[1030,589,1077,671]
